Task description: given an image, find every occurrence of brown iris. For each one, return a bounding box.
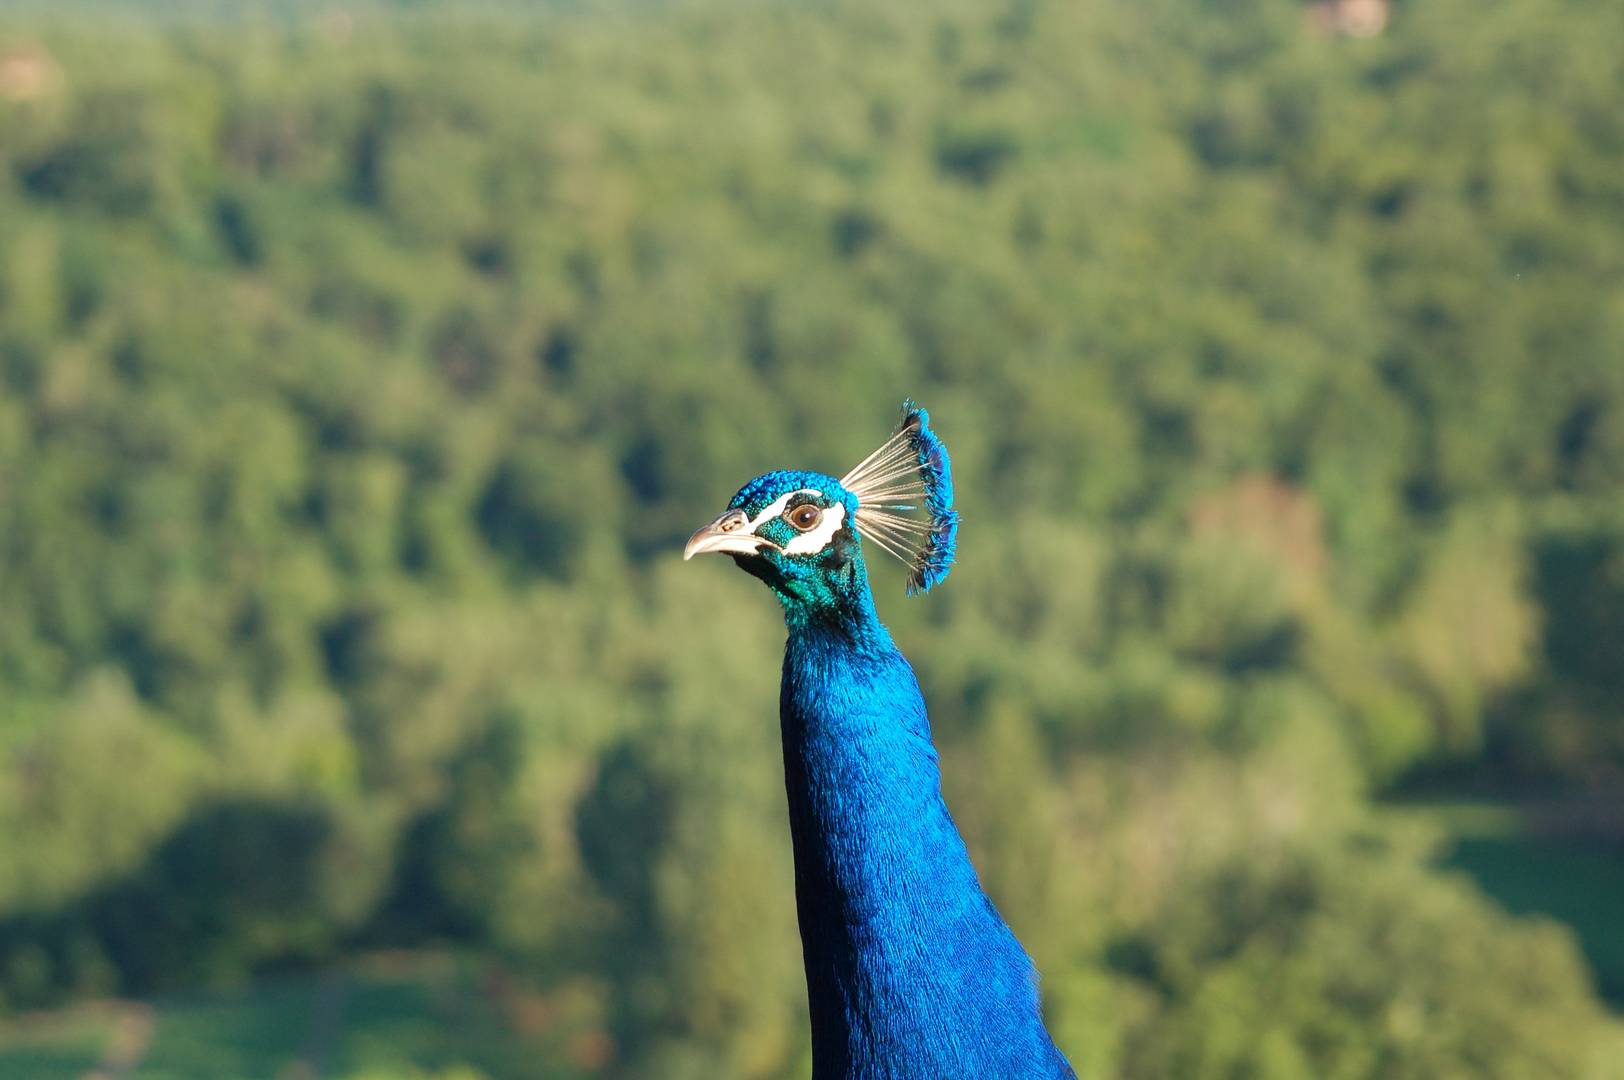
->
[787,504,822,531]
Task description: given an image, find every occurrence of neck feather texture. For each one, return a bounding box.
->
[778,590,1075,1080]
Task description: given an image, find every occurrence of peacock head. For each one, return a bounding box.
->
[684,401,959,617]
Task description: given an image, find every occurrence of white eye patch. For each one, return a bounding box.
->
[744,489,817,531]
[734,489,847,557]
[781,502,847,555]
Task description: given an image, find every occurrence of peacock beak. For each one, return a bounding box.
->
[684,509,775,560]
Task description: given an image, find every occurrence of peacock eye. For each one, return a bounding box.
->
[787,504,822,532]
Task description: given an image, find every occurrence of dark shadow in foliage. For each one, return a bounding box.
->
[109,334,147,385]
[0,800,357,1011]
[993,0,1037,41]
[1217,621,1301,676]
[619,435,667,505]
[220,102,307,177]
[0,336,43,395]
[1487,528,1624,787]
[1555,397,1604,491]
[17,93,157,216]
[1102,935,1158,984]
[577,742,675,920]
[214,194,264,266]
[741,289,776,371]
[831,206,885,259]
[1531,530,1624,696]
[57,238,106,328]
[462,233,512,279]
[575,740,679,1063]
[106,620,169,703]
[960,64,1014,93]
[362,712,535,945]
[318,605,381,689]
[349,84,400,208]
[475,450,584,579]
[1369,182,1412,220]
[933,124,1019,186]
[288,384,367,454]
[537,326,577,380]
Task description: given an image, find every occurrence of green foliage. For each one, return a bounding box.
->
[338,1069,490,1080]
[1117,846,1616,1080]
[0,0,1620,1075]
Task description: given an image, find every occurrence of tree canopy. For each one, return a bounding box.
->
[0,0,1620,1076]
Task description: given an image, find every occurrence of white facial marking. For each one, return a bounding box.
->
[744,489,819,533]
[782,502,847,556]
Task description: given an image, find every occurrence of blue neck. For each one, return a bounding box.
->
[777,584,1074,1079]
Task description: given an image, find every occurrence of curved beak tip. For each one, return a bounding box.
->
[684,511,766,561]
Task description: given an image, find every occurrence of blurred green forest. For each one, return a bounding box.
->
[0,0,1621,1076]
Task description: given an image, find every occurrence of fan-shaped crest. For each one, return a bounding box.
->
[840,401,959,594]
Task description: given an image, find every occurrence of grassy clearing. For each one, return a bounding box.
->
[0,953,593,1080]
[1384,799,1624,1007]
[133,981,313,1079]
[0,1007,110,1080]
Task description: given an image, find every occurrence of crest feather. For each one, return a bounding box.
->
[840,400,959,594]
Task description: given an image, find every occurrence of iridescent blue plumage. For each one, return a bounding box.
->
[684,404,1075,1079]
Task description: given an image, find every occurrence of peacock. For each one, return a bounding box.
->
[685,402,1076,1079]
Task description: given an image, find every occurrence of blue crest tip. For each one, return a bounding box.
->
[899,400,959,595]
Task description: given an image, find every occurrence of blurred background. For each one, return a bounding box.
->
[0,0,1620,1077]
